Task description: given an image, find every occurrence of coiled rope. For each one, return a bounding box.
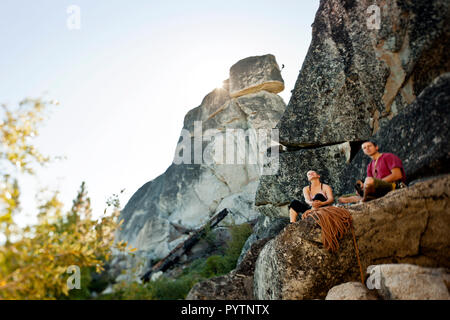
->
[302,206,365,284]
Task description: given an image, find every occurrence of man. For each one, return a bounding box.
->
[339,141,406,203]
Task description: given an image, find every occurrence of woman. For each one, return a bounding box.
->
[289,170,334,223]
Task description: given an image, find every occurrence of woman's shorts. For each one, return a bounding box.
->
[288,199,309,214]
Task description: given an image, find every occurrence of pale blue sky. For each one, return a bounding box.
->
[0,0,320,227]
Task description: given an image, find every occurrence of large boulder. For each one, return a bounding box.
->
[325,282,379,300]
[253,175,450,299]
[229,54,284,98]
[277,0,450,147]
[366,264,450,300]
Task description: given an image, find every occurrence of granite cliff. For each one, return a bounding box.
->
[112,54,286,277]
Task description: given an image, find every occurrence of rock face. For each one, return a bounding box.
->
[116,54,285,265]
[253,175,450,300]
[325,282,379,300]
[277,0,450,147]
[366,264,450,300]
[229,54,284,98]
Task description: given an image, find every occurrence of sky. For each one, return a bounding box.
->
[0,0,320,228]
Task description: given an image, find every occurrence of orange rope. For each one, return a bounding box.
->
[302,206,365,284]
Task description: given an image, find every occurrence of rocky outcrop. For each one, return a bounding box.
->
[325,282,379,300]
[116,54,285,266]
[327,264,450,300]
[253,175,450,299]
[237,215,289,266]
[365,264,449,300]
[277,0,450,147]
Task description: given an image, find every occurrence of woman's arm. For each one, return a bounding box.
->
[322,184,334,205]
[303,186,313,206]
[313,184,334,208]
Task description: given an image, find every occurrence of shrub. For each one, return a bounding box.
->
[96,222,253,300]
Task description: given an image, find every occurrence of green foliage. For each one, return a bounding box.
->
[0,180,129,299]
[200,222,217,247]
[101,222,253,300]
[201,255,229,278]
[225,223,253,265]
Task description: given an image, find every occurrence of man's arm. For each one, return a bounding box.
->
[382,167,403,182]
[382,154,404,182]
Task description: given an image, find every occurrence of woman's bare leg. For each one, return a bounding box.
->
[289,208,298,223]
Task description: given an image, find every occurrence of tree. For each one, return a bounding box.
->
[0,98,52,245]
[0,98,130,299]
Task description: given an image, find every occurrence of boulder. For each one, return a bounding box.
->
[277,0,450,147]
[229,54,284,98]
[366,264,450,300]
[325,282,379,300]
[253,175,450,299]
[237,215,289,266]
[185,269,253,300]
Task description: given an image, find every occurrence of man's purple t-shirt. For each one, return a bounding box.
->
[367,153,406,182]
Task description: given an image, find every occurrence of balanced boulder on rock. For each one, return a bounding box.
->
[229,54,284,98]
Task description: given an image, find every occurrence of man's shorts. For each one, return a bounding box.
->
[373,178,396,198]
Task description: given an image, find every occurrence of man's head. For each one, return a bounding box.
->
[306,170,320,182]
[361,141,379,157]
